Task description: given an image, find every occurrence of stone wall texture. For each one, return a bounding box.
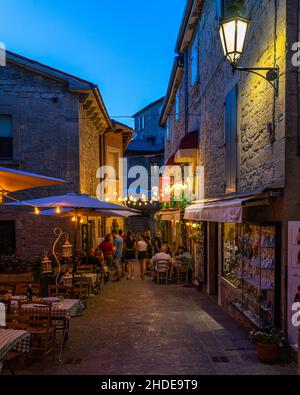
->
[197,0,286,197]
[164,0,300,330]
[0,61,106,255]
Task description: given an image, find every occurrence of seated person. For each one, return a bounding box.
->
[151,245,171,280]
[87,248,101,267]
[169,247,192,279]
[175,246,184,257]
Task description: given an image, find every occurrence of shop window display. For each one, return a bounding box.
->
[222,223,278,329]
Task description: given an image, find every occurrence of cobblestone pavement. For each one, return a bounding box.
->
[18,270,297,375]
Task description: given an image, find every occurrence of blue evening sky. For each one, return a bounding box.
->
[0,0,185,127]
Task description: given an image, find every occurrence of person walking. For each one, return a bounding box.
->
[112,230,124,281]
[154,230,162,254]
[99,234,115,271]
[137,234,148,280]
[124,231,136,280]
[145,230,153,274]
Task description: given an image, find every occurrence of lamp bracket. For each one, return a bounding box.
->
[52,228,70,285]
[232,65,279,96]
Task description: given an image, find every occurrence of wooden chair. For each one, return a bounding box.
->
[0,283,16,296]
[1,298,11,315]
[176,259,192,285]
[18,301,56,368]
[77,265,95,274]
[5,314,28,330]
[156,260,170,284]
[48,285,73,298]
[73,282,89,306]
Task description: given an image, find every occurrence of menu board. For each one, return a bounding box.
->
[288,222,300,348]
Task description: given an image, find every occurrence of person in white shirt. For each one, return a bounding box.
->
[137,234,148,280]
[151,245,171,281]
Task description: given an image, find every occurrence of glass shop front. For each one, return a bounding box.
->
[221,222,281,330]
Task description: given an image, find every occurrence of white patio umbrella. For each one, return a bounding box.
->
[0,167,65,203]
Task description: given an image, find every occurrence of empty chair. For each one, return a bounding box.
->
[5,314,28,330]
[156,260,170,284]
[18,301,56,367]
[177,259,192,285]
[1,298,11,316]
[72,282,89,306]
[77,265,95,274]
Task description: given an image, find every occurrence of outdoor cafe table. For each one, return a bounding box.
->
[11,299,80,362]
[78,273,97,287]
[0,329,30,371]
[11,299,80,319]
[74,273,98,306]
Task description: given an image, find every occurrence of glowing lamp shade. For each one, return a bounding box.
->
[41,254,52,274]
[62,240,73,258]
[219,17,249,65]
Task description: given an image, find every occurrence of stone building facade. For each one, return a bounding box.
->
[160,0,300,342]
[0,51,132,255]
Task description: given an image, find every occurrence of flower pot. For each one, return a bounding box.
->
[256,343,281,364]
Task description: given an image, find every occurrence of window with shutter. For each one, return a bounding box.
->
[225,85,238,193]
[176,92,180,121]
[190,33,199,86]
[166,118,170,142]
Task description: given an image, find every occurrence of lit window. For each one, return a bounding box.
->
[0,115,13,159]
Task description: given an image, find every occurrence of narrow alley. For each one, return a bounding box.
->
[23,273,296,376]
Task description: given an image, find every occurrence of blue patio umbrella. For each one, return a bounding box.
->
[6,193,137,279]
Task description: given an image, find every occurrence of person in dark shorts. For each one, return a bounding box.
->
[137,234,148,280]
[124,231,136,280]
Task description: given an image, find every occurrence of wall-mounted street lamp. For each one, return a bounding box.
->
[219,16,279,96]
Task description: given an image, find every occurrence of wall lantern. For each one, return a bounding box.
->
[62,239,73,258]
[63,271,73,287]
[41,253,52,274]
[219,16,279,95]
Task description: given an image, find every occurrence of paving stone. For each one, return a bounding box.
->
[14,273,297,375]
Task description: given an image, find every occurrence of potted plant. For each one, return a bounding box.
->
[249,328,285,364]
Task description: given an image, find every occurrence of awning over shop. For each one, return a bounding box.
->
[184,198,249,223]
[183,190,278,223]
[165,153,176,166]
[156,210,181,222]
[175,131,198,163]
